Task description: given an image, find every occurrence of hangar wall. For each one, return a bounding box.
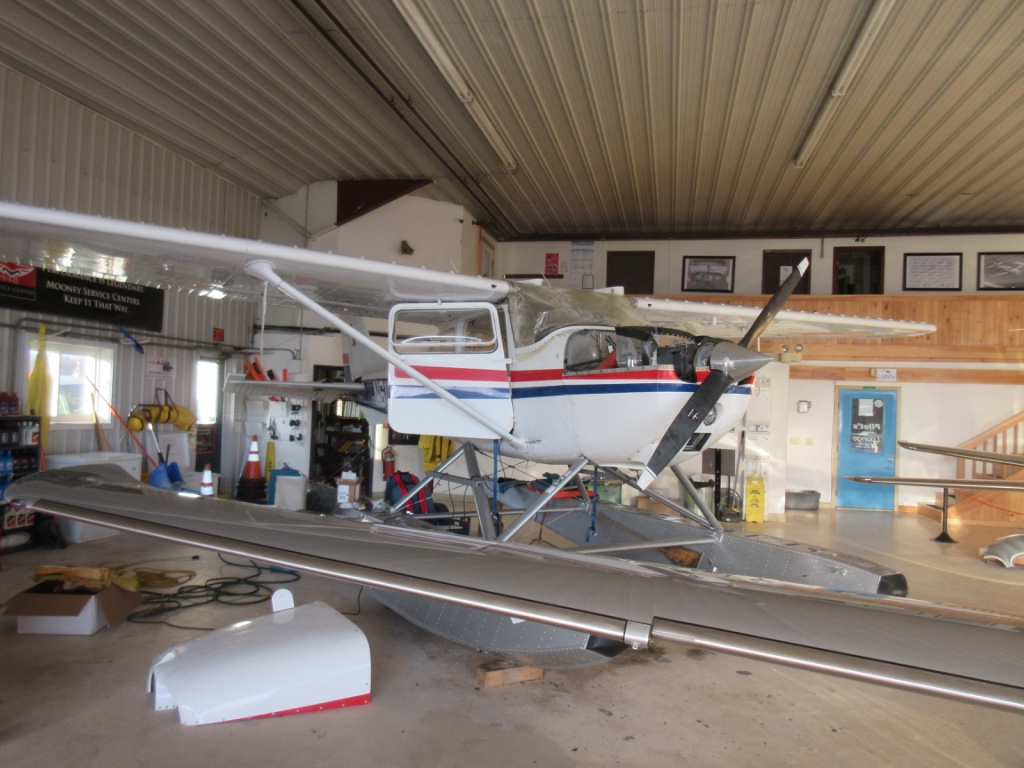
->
[0,63,262,477]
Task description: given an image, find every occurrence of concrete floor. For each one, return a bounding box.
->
[1,509,1022,767]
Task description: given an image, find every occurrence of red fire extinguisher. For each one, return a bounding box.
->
[382,445,396,481]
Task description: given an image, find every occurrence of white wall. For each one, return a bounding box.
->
[785,378,838,501]
[260,180,340,247]
[317,195,468,271]
[786,371,1024,508]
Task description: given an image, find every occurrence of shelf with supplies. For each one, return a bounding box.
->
[1,414,43,550]
[223,373,362,403]
[310,399,371,495]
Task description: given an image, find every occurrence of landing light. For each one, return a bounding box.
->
[703,405,718,426]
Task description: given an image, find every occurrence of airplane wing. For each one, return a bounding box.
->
[632,297,935,339]
[0,202,508,317]
[850,441,1024,491]
[849,476,1024,491]
[0,202,934,339]
[8,465,1024,713]
[899,440,1024,468]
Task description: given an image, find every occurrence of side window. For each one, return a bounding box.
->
[564,329,654,373]
[391,305,499,356]
[194,359,221,424]
[23,333,114,425]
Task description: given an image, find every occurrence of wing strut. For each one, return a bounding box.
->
[243,260,526,451]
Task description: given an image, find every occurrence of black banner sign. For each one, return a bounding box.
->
[0,261,164,331]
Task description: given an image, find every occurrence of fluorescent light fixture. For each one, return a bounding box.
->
[199,284,226,300]
[794,0,896,168]
[392,0,517,173]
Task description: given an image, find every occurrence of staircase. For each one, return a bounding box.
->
[918,413,1024,525]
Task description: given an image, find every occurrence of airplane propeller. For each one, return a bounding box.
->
[636,258,809,490]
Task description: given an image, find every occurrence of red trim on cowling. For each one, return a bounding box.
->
[238,692,372,721]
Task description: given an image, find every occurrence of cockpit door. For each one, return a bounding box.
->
[387,303,513,438]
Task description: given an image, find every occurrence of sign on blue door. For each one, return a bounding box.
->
[836,389,897,510]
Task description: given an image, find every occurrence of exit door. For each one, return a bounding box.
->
[836,389,898,510]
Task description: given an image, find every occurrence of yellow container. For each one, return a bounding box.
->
[744,475,765,523]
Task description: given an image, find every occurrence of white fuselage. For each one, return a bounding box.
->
[493,327,751,467]
[384,312,752,471]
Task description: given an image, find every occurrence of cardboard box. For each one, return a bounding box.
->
[3,582,143,635]
[335,479,362,507]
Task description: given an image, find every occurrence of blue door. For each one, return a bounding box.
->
[836,389,897,510]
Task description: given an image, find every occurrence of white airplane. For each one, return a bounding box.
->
[2,202,1023,714]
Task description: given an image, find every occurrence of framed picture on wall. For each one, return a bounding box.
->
[682,256,735,292]
[902,252,962,291]
[978,252,1024,290]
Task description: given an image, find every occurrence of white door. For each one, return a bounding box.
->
[387,303,513,439]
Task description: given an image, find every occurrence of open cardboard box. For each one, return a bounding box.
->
[335,475,362,508]
[3,582,143,635]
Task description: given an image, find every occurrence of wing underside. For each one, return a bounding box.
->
[8,466,1024,713]
[0,202,509,316]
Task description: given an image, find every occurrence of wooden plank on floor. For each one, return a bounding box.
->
[474,660,544,687]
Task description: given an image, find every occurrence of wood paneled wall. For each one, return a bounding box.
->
[651,293,1024,364]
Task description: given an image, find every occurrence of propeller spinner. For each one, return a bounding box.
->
[636,258,809,490]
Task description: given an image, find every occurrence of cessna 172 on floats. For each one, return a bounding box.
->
[1,201,1022,713]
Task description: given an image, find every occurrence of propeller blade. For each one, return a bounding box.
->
[739,257,808,348]
[637,370,731,490]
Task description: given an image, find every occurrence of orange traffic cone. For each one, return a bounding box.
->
[235,435,267,503]
[241,436,262,479]
[200,464,215,497]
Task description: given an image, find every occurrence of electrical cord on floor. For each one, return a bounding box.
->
[339,585,364,617]
[127,553,301,631]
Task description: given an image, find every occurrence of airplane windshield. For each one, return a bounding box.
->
[508,282,647,345]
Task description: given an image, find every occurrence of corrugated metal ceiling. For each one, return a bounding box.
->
[0,0,1022,240]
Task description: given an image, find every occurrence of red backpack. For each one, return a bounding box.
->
[385,471,435,515]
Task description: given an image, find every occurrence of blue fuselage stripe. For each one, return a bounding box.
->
[391,386,510,400]
[391,382,752,400]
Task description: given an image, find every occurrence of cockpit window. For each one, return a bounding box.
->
[564,328,657,373]
[391,306,498,355]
